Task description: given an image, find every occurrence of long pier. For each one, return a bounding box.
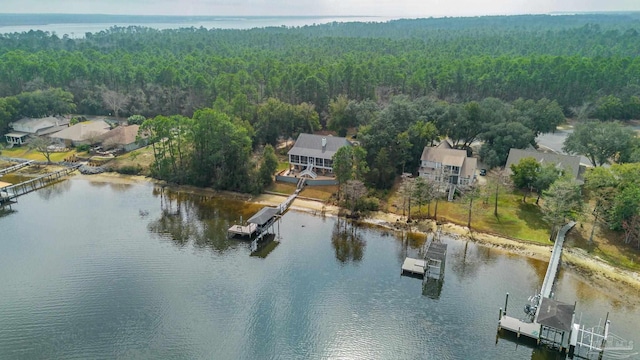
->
[539,222,575,300]
[498,222,576,348]
[228,178,305,239]
[497,221,634,358]
[0,165,81,207]
[0,160,33,176]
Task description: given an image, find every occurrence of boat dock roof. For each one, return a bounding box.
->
[247,207,280,226]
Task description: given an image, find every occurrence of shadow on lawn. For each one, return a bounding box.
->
[515,202,549,234]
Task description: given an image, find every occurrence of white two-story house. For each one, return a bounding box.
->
[418,141,477,186]
[287,133,351,179]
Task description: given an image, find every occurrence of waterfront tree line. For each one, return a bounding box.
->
[1,14,640,193]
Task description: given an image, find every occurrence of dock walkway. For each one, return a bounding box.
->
[227,178,306,239]
[539,221,575,299]
[498,221,577,345]
[0,160,33,176]
[1,165,80,206]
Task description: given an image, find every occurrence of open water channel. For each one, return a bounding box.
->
[0,177,638,359]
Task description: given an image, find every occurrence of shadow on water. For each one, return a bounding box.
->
[0,207,16,218]
[497,330,567,360]
[146,186,263,253]
[422,277,444,300]
[331,217,366,264]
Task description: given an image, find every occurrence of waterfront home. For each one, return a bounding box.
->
[4,116,70,146]
[418,141,477,186]
[287,133,351,179]
[505,148,584,184]
[96,125,143,152]
[49,120,111,147]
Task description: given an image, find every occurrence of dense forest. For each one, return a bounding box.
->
[1,14,640,192]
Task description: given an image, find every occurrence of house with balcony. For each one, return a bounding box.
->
[4,116,70,146]
[287,133,351,179]
[418,141,477,187]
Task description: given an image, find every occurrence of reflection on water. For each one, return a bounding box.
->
[86,179,134,192]
[0,208,16,218]
[331,218,366,264]
[0,178,637,360]
[450,241,487,280]
[36,179,72,200]
[146,186,264,252]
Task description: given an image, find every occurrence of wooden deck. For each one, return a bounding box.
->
[499,315,541,340]
[227,223,258,238]
[401,258,427,278]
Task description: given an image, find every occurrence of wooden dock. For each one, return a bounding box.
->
[227,223,258,238]
[227,178,305,241]
[494,221,633,357]
[401,258,427,277]
[0,160,33,176]
[0,165,81,207]
[401,233,447,281]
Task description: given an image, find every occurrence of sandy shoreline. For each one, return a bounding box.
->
[70,171,640,295]
[255,192,640,294]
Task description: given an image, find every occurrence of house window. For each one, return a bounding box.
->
[300,156,308,164]
[316,158,324,167]
[290,155,300,163]
[325,159,333,168]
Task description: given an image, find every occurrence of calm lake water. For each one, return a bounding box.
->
[0,16,388,38]
[0,177,638,359]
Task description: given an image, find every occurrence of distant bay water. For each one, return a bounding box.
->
[0,15,393,38]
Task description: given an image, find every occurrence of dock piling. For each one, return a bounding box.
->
[504,293,509,316]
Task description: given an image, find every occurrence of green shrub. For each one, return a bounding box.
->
[76,144,90,152]
[116,165,143,175]
[356,197,380,212]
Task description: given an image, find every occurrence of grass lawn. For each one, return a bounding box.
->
[276,161,289,172]
[265,182,297,195]
[299,185,338,201]
[108,145,155,175]
[1,147,76,162]
[567,223,640,272]
[390,189,552,244]
[265,181,337,201]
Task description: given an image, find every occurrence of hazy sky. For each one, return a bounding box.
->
[3,0,640,17]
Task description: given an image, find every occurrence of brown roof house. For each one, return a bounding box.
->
[96,125,143,152]
[418,141,477,187]
[505,148,585,184]
[4,116,70,146]
[49,120,111,147]
[287,133,351,179]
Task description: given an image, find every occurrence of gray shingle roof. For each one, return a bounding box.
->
[420,142,467,165]
[287,133,351,159]
[49,120,111,142]
[505,149,582,182]
[247,207,280,226]
[537,298,575,332]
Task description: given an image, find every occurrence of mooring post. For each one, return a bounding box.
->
[498,307,502,321]
[504,293,509,315]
